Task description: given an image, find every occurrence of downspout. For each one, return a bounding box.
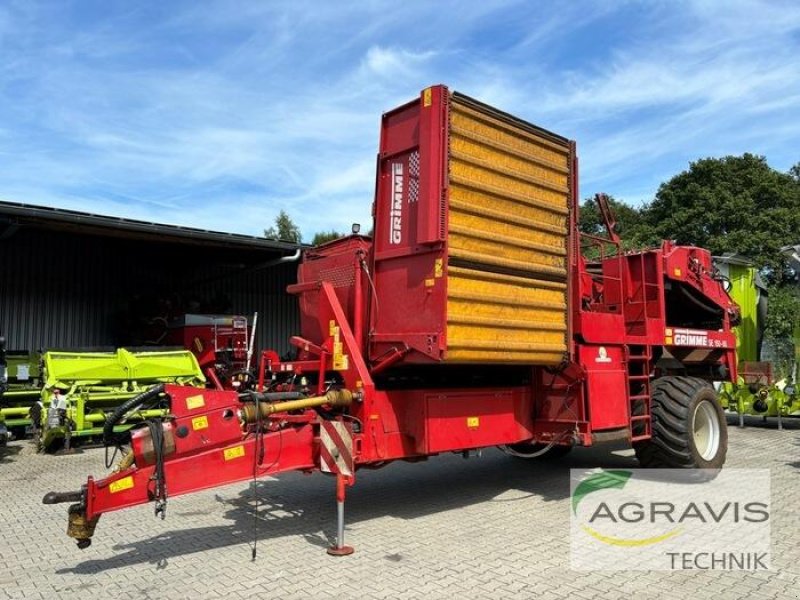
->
[183,246,303,288]
[248,247,302,273]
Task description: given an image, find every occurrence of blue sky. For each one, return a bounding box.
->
[1,1,799,240]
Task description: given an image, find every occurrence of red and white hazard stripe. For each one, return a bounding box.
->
[319,420,354,477]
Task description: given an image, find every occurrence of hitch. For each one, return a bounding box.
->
[67,505,100,549]
[42,490,83,505]
[43,488,100,549]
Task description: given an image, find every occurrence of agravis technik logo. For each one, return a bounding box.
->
[573,470,682,547]
[570,469,770,571]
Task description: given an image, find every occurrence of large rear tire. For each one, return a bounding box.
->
[634,376,727,469]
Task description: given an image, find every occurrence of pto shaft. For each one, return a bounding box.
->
[241,389,354,423]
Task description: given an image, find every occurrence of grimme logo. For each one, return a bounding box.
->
[672,328,708,346]
[570,469,771,571]
[388,162,403,244]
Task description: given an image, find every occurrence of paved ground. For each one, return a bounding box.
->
[1,415,799,599]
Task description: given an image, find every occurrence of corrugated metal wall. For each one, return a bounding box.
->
[0,227,299,354]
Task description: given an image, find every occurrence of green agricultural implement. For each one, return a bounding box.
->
[0,411,7,446]
[718,362,800,429]
[715,255,800,427]
[0,350,43,437]
[33,348,205,451]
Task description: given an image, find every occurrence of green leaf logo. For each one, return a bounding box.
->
[573,470,683,547]
[572,470,632,515]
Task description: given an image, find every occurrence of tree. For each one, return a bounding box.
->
[790,161,800,183]
[311,230,344,246]
[641,154,800,371]
[763,285,800,378]
[264,210,301,243]
[578,195,654,249]
[641,154,800,281]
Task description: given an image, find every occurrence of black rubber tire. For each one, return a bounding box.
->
[506,442,573,459]
[634,376,727,469]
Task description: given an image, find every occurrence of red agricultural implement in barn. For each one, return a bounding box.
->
[44,86,740,555]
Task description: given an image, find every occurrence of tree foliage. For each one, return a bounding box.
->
[790,161,800,183]
[763,285,800,377]
[581,154,800,364]
[644,154,800,280]
[578,195,655,250]
[581,155,800,279]
[264,210,301,243]
[764,285,800,340]
[579,154,800,276]
[311,230,345,246]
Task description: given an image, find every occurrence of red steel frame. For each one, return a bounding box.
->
[79,237,738,522]
[53,85,741,554]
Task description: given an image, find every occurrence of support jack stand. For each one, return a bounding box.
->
[327,474,354,556]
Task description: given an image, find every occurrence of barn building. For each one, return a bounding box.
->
[0,200,301,357]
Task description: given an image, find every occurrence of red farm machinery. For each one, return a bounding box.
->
[44,86,740,555]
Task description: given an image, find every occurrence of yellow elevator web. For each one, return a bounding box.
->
[445,96,571,364]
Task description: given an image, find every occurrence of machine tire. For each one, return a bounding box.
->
[634,376,727,469]
[505,442,573,459]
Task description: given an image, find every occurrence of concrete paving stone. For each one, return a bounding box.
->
[1,420,799,598]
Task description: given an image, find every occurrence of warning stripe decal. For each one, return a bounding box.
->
[324,421,353,465]
[319,420,354,477]
[318,443,338,473]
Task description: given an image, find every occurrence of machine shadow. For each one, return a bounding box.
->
[724,414,800,431]
[722,414,800,472]
[57,445,637,573]
[0,442,23,464]
[788,438,800,472]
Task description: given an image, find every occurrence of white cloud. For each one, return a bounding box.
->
[0,0,797,233]
[362,46,437,78]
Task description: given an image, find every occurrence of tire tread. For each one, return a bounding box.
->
[634,376,727,469]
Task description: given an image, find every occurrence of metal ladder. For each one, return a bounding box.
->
[627,344,652,442]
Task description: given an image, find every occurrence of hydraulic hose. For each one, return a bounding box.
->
[239,391,305,402]
[102,383,166,447]
[677,282,722,316]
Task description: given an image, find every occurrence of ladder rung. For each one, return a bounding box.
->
[628,375,650,380]
[630,415,651,421]
[630,434,651,442]
[628,355,650,360]
[629,394,650,400]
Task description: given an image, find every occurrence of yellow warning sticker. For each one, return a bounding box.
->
[423,87,432,107]
[425,278,435,287]
[673,268,682,277]
[192,415,209,430]
[467,417,480,429]
[109,476,134,494]
[434,258,443,278]
[186,394,205,410]
[333,352,349,371]
[223,445,245,461]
